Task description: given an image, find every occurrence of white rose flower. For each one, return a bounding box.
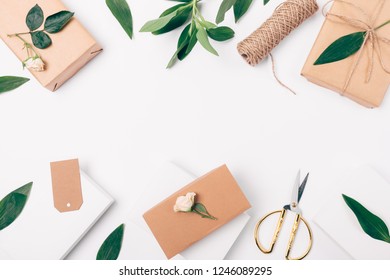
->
[173,192,196,212]
[24,57,45,72]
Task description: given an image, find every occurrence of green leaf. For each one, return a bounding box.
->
[31,31,52,49]
[0,182,33,231]
[44,11,74,34]
[342,194,390,243]
[193,203,210,215]
[314,32,366,65]
[160,3,189,17]
[178,26,198,60]
[202,21,217,30]
[233,0,253,22]
[207,26,235,41]
[26,4,44,31]
[167,24,191,68]
[97,224,125,260]
[105,0,133,39]
[0,76,30,94]
[153,6,192,35]
[196,27,218,56]
[216,0,237,24]
[140,12,178,33]
[264,0,271,4]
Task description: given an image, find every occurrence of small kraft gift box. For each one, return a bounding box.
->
[0,0,102,91]
[302,0,390,108]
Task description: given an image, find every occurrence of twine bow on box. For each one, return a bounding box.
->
[319,0,390,93]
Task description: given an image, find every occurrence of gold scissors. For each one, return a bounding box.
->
[254,171,313,260]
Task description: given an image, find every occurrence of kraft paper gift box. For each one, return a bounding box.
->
[301,0,390,108]
[0,0,102,91]
[143,165,251,259]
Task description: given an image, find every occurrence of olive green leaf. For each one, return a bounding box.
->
[192,203,217,220]
[178,24,198,61]
[0,182,33,231]
[196,27,218,56]
[140,11,178,33]
[26,4,44,31]
[167,24,191,68]
[233,0,253,23]
[342,194,390,243]
[216,0,237,24]
[44,11,74,34]
[0,76,30,94]
[264,0,271,4]
[106,0,133,39]
[153,5,192,35]
[207,26,235,41]
[31,31,52,49]
[314,31,366,65]
[97,224,125,260]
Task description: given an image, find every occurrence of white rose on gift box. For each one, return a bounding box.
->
[23,56,45,72]
[173,192,217,220]
[174,192,196,212]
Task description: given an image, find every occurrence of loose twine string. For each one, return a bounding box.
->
[323,0,390,93]
[237,0,319,95]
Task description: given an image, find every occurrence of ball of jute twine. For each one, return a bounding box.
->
[237,0,319,66]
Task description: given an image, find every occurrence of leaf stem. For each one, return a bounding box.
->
[374,19,390,31]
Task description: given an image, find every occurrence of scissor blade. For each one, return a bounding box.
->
[298,173,309,203]
[283,170,301,211]
[283,171,309,211]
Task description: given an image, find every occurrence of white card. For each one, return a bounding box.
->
[314,166,390,259]
[0,159,113,260]
[128,162,250,260]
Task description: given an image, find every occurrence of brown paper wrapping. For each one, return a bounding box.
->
[301,0,390,108]
[143,165,251,259]
[0,0,102,91]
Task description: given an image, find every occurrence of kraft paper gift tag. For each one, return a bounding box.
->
[51,159,83,212]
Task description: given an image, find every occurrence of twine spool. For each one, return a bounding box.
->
[237,0,319,66]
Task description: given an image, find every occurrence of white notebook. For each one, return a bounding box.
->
[127,162,251,260]
[314,166,390,259]
[0,159,113,260]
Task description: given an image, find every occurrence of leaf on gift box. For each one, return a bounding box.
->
[216,0,237,24]
[96,224,125,260]
[342,194,390,243]
[44,11,74,34]
[0,76,30,94]
[233,0,253,23]
[152,4,192,35]
[106,0,133,39]
[0,182,33,231]
[26,4,44,31]
[314,31,366,65]
[207,26,235,41]
[31,31,52,49]
[196,26,219,56]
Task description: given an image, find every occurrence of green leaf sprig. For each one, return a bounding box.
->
[96,223,125,260]
[0,182,33,231]
[8,5,74,50]
[140,0,235,68]
[343,194,390,244]
[106,0,133,39]
[0,76,30,94]
[314,20,390,65]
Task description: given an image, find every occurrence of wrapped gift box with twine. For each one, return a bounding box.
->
[302,0,390,108]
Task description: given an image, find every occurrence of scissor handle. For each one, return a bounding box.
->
[285,214,313,260]
[254,209,286,254]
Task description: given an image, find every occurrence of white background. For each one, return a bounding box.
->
[1,0,389,259]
